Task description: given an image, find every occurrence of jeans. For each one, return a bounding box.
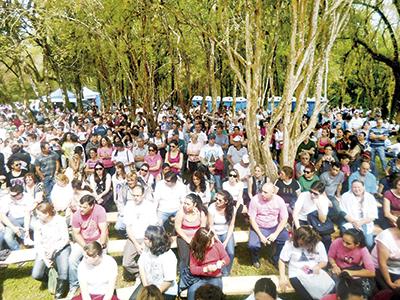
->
[248,226,289,265]
[157,211,177,226]
[362,224,374,250]
[114,214,127,237]
[217,233,235,276]
[32,244,71,281]
[213,175,222,191]
[370,146,387,175]
[43,177,55,201]
[187,277,222,300]
[68,243,85,288]
[0,229,4,250]
[4,216,24,250]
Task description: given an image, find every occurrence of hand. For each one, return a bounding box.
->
[332,265,341,275]
[96,195,104,204]
[279,276,291,292]
[207,264,218,272]
[352,220,362,230]
[312,265,321,274]
[216,260,224,269]
[260,235,269,245]
[222,240,228,249]
[13,227,23,238]
[44,258,53,268]
[266,232,278,244]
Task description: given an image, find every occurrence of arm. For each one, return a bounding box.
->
[174,210,192,244]
[98,222,108,247]
[314,197,328,223]
[344,268,375,278]
[249,217,268,245]
[336,183,343,198]
[103,269,118,300]
[278,259,290,291]
[55,159,60,174]
[0,213,23,238]
[383,198,398,225]
[266,215,288,243]
[377,241,400,289]
[329,256,341,275]
[223,208,237,248]
[126,226,144,254]
[148,158,162,171]
[72,227,86,248]
[35,165,45,181]
[78,278,91,300]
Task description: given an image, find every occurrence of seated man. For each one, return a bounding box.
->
[67,194,108,299]
[122,185,157,280]
[0,184,34,250]
[348,161,377,194]
[248,182,289,268]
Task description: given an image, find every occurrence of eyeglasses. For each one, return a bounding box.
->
[310,191,320,197]
[229,174,237,178]
[95,168,104,171]
[140,168,148,173]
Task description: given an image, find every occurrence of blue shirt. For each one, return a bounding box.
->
[368,126,389,148]
[348,171,377,194]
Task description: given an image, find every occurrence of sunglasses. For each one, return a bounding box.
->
[310,191,320,197]
[95,168,104,171]
[14,163,21,167]
[215,197,225,202]
[148,149,155,152]
[10,192,22,198]
[170,145,177,148]
[229,174,238,178]
[140,168,148,173]
[304,170,312,174]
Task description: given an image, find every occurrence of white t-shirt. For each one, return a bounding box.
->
[233,163,251,188]
[294,192,329,222]
[138,248,178,295]
[0,193,35,219]
[123,200,157,240]
[222,181,244,203]
[208,203,229,235]
[371,229,400,275]
[280,240,328,278]
[77,254,118,295]
[50,183,74,212]
[154,180,186,213]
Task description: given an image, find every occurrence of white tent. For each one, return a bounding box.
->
[45,88,77,103]
[82,87,100,100]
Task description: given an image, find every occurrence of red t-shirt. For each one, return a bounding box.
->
[384,190,400,212]
[189,240,230,277]
[71,204,107,243]
[328,238,374,271]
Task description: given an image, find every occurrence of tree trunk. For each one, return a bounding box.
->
[391,65,400,122]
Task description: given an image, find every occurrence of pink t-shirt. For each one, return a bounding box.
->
[97,147,114,168]
[321,295,336,300]
[71,204,107,243]
[144,153,163,177]
[328,238,374,271]
[384,190,400,212]
[248,194,288,228]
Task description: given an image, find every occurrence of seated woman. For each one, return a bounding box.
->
[293,181,332,251]
[24,172,44,205]
[186,171,212,206]
[89,162,113,212]
[73,241,119,300]
[32,203,71,299]
[321,272,367,300]
[185,227,230,300]
[279,226,333,300]
[208,190,236,276]
[129,226,177,300]
[50,174,74,217]
[222,169,244,213]
[371,217,400,291]
[175,194,208,272]
[381,177,400,229]
[328,229,375,297]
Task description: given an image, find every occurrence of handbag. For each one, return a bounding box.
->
[178,266,201,293]
[48,267,58,295]
[298,269,335,299]
[307,210,334,235]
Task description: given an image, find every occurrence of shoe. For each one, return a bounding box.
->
[65,286,78,300]
[55,279,69,299]
[253,261,260,269]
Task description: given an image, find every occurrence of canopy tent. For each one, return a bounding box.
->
[191,96,246,112]
[39,87,101,110]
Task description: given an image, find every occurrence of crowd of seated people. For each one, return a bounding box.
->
[0,104,399,300]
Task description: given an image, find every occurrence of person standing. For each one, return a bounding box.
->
[34,142,60,200]
[368,118,389,175]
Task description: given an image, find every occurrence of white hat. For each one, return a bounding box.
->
[242,154,250,164]
[233,136,242,142]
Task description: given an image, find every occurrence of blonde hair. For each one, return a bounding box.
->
[55,173,69,185]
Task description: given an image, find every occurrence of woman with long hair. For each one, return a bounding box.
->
[50,174,74,217]
[149,129,167,160]
[98,136,115,175]
[89,162,113,211]
[112,162,128,232]
[186,133,202,174]
[186,171,211,205]
[222,169,244,212]
[328,229,375,297]
[175,194,208,273]
[32,203,71,299]
[208,190,236,276]
[129,226,177,300]
[165,140,183,175]
[24,172,44,205]
[279,226,333,300]
[85,148,101,177]
[248,165,269,198]
[185,227,230,300]
[60,132,79,169]
[138,163,156,192]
